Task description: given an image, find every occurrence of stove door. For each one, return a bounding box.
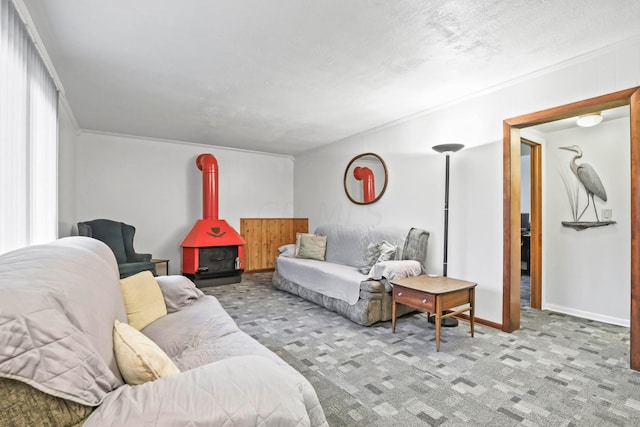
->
[197,246,239,279]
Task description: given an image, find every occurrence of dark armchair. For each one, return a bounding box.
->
[77,219,156,278]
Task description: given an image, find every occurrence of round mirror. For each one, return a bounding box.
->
[344,152,388,205]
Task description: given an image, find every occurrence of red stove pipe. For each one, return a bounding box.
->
[196,153,218,220]
[354,166,375,203]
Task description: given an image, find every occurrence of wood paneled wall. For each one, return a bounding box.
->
[240,218,308,272]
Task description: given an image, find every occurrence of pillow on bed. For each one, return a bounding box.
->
[368,259,421,280]
[155,275,204,313]
[368,260,422,291]
[358,242,380,274]
[294,232,319,257]
[113,320,180,385]
[119,271,167,330]
[294,232,308,257]
[376,240,396,263]
[278,243,296,258]
[359,240,397,274]
[296,233,327,261]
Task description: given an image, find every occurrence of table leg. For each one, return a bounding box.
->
[470,288,475,338]
[435,296,441,352]
[392,300,397,333]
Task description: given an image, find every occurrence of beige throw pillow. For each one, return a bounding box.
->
[119,271,167,330]
[294,232,308,257]
[113,320,180,385]
[296,233,327,261]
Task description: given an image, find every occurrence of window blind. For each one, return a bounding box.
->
[0,0,58,254]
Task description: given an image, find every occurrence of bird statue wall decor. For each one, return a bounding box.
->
[558,145,614,230]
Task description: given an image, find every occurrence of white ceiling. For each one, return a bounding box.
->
[23,0,640,155]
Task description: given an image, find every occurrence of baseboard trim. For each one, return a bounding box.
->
[543,303,630,327]
[245,268,275,274]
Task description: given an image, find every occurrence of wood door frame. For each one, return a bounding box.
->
[503,87,640,371]
[521,139,542,309]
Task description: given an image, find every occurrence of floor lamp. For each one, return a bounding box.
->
[431,143,465,327]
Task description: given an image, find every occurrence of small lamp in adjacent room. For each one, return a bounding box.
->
[431,143,465,327]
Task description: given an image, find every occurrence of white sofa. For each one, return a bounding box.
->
[0,237,327,426]
[273,224,429,326]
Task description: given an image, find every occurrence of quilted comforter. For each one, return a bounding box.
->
[0,237,327,426]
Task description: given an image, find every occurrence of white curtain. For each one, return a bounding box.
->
[0,0,58,254]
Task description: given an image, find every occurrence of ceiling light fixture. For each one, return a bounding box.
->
[576,112,603,127]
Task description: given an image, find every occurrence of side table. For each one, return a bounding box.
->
[391,275,476,351]
[151,258,169,276]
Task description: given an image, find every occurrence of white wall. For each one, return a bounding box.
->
[543,117,630,325]
[294,38,640,325]
[72,132,294,274]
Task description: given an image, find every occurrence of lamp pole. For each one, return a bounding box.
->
[432,143,464,327]
[442,151,451,277]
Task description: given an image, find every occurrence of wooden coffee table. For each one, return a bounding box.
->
[391,275,477,351]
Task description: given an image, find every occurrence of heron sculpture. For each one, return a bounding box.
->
[559,145,607,221]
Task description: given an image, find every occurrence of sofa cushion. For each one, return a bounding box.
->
[113,320,180,385]
[297,233,327,261]
[276,256,366,305]
[82,355,325,427]
[155,275,204,313]
[142,296,286,371]
[278,243,296,257]
[315,224,373,267]
[119,271,167,330]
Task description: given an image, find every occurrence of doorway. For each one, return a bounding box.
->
[520,139,541,310]
[502,87,640,371]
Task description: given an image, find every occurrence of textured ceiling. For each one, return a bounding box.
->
[23,0,640,155]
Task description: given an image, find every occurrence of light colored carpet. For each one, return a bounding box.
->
[521,274,530,308]
[202,272,640,426]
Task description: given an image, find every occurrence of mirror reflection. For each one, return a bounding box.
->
[344,152,388,204]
